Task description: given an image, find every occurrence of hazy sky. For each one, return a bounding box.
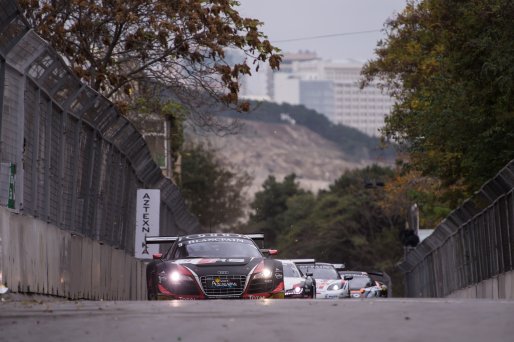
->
[237,0,407,62]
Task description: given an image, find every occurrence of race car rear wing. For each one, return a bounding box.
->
[332,263,346,270]
[291,259,316,264]
[245,234,264,240]
[145,236,178,245]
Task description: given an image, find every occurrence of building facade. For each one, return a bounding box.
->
[269,54,394,137]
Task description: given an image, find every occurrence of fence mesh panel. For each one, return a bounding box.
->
[400,160,514,297]
[0,0,201,255]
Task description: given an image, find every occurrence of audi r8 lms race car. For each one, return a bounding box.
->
[145,233,285,300]
[297,262,352,299]
[278,259,316,298]
[340,271,382,298]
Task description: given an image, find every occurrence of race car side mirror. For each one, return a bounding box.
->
[152,253,163,260]
[343,275,353,281]
[259,249,279,256]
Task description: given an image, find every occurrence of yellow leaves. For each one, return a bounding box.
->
[406,40,421,56]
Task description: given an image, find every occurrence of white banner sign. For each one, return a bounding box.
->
[135,189,160,258]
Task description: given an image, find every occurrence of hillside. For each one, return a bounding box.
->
[219,101,396,163]
[186,117,389,196]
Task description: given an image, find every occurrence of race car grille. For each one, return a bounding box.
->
[200,275,246,297]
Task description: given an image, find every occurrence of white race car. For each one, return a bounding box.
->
[279,259,316,298]
[297,262,352,299]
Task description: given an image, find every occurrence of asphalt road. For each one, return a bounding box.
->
[1,298,513,342]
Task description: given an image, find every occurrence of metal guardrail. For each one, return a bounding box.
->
[398,160,514,297]
[0,0,201,254]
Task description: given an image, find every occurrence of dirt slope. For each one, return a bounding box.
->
[187,119,375,195]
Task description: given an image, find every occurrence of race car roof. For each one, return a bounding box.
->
[339,271,370,277]
[278,259,316,265]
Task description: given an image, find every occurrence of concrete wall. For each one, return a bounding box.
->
[447,271,514,300]
[0,207,147,300]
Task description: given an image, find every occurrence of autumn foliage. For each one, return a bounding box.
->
[20,0,281,120]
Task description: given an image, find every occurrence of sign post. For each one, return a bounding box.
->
[135,189,160,258]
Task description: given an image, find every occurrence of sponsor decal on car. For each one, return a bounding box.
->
[175,258,249,265]
[210,277,239,288]
[180,233,249,241]
[325,295,338,299]
[185,238,249,245]
[248,295,266,299]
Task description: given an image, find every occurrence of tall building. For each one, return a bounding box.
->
[269,55,394,137]
[300,80,334,119]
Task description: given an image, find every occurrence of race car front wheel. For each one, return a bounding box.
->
[147,283,158,300]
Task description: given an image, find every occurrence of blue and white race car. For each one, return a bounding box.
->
[339,271,382,298]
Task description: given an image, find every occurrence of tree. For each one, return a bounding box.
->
[378,169,454,229]
[361,0,514,196]
[19,0,282,128]
[238,174,306,246]
[239,167,406,295]
[287,167,405,296]
[180,144,251,231]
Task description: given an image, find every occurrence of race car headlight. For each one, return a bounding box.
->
[169,271,190,283]
[262,268,272,278]
[327,282,343,291]
[253,268,273,279]
[159,265,195,284]
[327,282,342,291]
[285,284,304,295]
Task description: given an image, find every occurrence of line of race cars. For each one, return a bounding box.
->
[145,233,388,300]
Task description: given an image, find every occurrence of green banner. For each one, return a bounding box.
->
[7,163,15,209]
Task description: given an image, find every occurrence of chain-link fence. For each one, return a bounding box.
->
[0,0,201,255]
[398,160,514,297]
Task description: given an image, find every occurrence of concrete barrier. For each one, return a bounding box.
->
[0,207,147,300]
[447,286,477,299]
[447,272,514,299]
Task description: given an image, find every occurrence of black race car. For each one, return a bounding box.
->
[145,233,285,300]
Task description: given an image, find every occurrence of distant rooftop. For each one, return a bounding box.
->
[282,50,319,63]
[326,58,366,65]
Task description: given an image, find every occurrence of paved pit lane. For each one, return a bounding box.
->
[1,298,513,342]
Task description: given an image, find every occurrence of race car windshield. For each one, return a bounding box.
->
[173,240,262,259]
[349,277,373,290]
[299,265,340,279]
[282,263,302,278]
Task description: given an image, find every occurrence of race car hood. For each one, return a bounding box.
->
[169,257,262,276]
[284,276,305,291]
[316,279,341,292]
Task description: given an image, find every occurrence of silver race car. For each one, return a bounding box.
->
[297,262,352,299]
